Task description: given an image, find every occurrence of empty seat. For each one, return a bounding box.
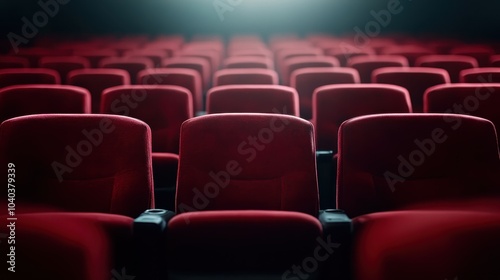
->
[213,68,279,86]
[490,55,500,67]
[424,83,500,147]
[337,114,500,217]
[67,68,130,113]
[169,113,323,275]
[381,45,434,66]
[348,55,409,83]
[163,57,211,90]
[352,210,500,280]
[0,114,154,217]
[39,56,91,84]
[372,67,450,112]
[123,49,167,67]
[0,85,91,123]
[101,85,193,209]
[0,212,135,280]
[325,47,374,67]
[177,49,221,74]
[99,57,153,84]
[14,47,56,67]
[451,45,495,67]
[460,67,500,83]
[0,56,29,69]
[313,84,412,152]
[415,55,478,83]
[223,56,274,70]
[228,48,273,58]
[206,85,299,116]
[282,56,340,85]
[291,67,360,119]
[137,68,203,113]
[73,49,118,68]
[0,68,60,88]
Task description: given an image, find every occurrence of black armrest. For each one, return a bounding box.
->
[318,209,352,280]
[133,209,175,280]
[316,150,337,209]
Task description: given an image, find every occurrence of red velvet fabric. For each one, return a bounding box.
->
[137,68,203,112]
[460,67,500,83]
[415,55,478,83]
[0,85,91,123]
[206,85,299,116]
[163,57,211,90]
[39,56,91,84]
[0,56,30,69]
[67,69,130,113]
[99,57,153,84]
[0,68,60,88]
[176,113,319,216]
[312,84,412,152]
[0,114,154,217]
[352,210,500,280]
[291,67,360,120]
[337,113,500,217]
[282,56,340,85]
[0,212,134,280]
[372,67,450,112]
[348,55,409,83]
[213,69,279,86]
[223,56,274,69]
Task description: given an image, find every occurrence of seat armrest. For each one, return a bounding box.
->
[318,209,352,280]
[133,209,175,280]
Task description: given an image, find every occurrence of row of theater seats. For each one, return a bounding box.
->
[1,82,499,208]
[2,35,500,117]
[1,112,499,279]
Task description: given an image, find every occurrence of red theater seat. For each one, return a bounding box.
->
[424,83,500,147]
[381,45,434,66]
[67,68,130,113]
[0,56,30,69]
[291,67,360,119]
[0,68,60,88]
[459,67,500,83]
[0,85,91,123]
[177,49,221,74]
[490,55,500,67]
[0,212,135,280]
[39,56,91,84]
[223,56,274,69]
[206,85,299,116]
[372,67,450,112]
[324,47,374,67]
[451,45,495,67]
[72,49,118,68]
[123,49,167,67]
[282,56,340,85]
[101,85,193,209]
[99,57,154,84]
[352,210,500,280]
[0,114,154,217]
[348,55,409,83]
[312,84,412,152]
[169,113,323,275]
[337,114,500,218]
[415,55,478,83]
[137,68,203,113]
[213,68,279,86]
[163,57,211,90]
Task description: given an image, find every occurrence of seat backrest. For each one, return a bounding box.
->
[313,84,412,152]
[0,56,30,69]
[460,67,500,83]
[163,57,211,90]
[206,85,299,116]
[451,45,495,67]
[0,68,60,88]
[0,114,154,217]
[0,85,91,123]
[137,68,202,113]
[381,45,434,66]
[223,56,274,70]
[39,56,91,84]
[348,55,409,83]
[176,113,319,216]
[213,68,279,86]
[99,57,153,84]
[67,68,130,113]
[101,85,193,153]
[291,67,360,119]
[337,113,500,217]
[415,55,478,83]
[424,83,500,146]
[373,67,450,112]
[282,56,340,85]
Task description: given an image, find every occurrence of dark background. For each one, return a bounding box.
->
[0,0,499,42]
